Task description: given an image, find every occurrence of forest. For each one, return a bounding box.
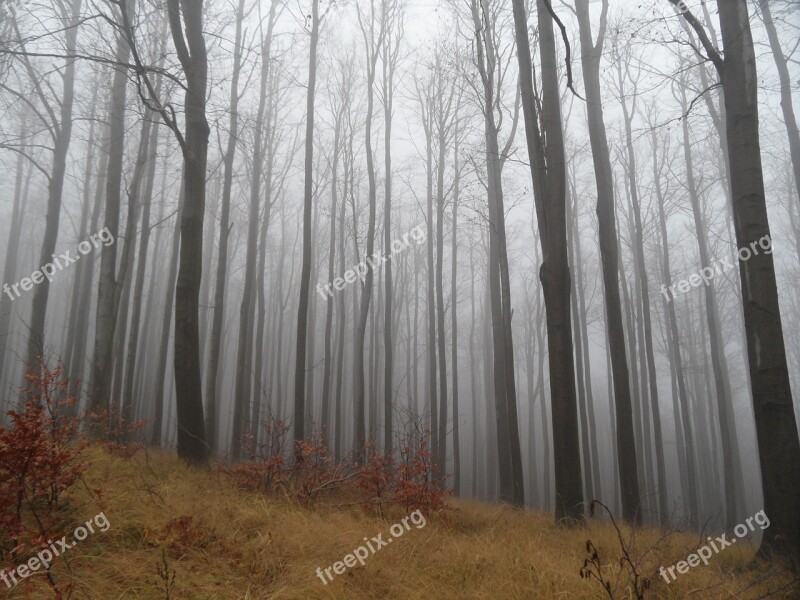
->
[0,0,799,597]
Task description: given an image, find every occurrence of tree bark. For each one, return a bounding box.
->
[573,0,640,522]
[19,0,82,395]
[204,0,245,453]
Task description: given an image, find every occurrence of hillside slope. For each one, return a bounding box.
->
[2,447,797,599]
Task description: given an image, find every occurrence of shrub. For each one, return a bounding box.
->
[86,406,148,459]
[0,359,87,596]
[393,434,450,516]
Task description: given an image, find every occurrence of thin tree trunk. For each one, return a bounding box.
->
[151,175,184,446]
[567,182,595,504]
[205,0,245,453]
[231,3,277,460]
[20,0,82,392]
[676,0,800,556]
[511,0,581,518]
[353,1,384,461]
[63,90,99,386]
[677,77,742,529]
[615,62,667,524]
[573,0,640,522]
[0,120,30,396]
[122,100,161,430]
[90,0,130,417]
[321,106,343,445]
[757,0,800,208]
[451,132,460,495]
[651,124,698,527]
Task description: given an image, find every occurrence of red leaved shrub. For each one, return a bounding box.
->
[0,360,87,595]
[228,417,449,517]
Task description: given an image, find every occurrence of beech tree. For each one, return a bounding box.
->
[671,0,800,557]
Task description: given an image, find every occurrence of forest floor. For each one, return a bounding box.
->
[4,446,798,600]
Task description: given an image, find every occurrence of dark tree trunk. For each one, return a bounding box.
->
[716,0,800,557]
[20,0,82,394]
[294,0,319,442]
[151,175,184,446]
[90,0,131,417]
[757,0,800,208]
[451,132,460,495]
[353,1,384,460]
[231,3,277,460]
[123,89,163,429]
[651,125,698,527]
[574,0,640,522]
[511,0,582,518]
[0,121,30,395]
[205,0,245,453]
[168,0,212,465]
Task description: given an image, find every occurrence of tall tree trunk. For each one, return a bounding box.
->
[511,0,581,518]
[63,90,98,388]
[574,0,640,522]
[615,61,667,524]
[90,0,131,417]
[353,0,384,460]
[252,85,279,443]
[333,120,352,458]
[68,116,108,404]
[677,0,800,556]
[469,242,478,497]
[168,0,211,464]
[382,23,398,456]
[569,171,602,502]
[757,0,800,209]
[471,0,523,508]
[425,107,438,465]
[321,106,343,445]
[231,3,277,460]
[651,125,698,527]
[435,104,448,475]
[0,120,30,395]
[20,0,82,392]
[567,182,595,504]
[451,132,460,495]
[677,77,743,529]
[112,96,156,421]
[205,0,245,453]
[151,175,184,446]
[122,99,161,430]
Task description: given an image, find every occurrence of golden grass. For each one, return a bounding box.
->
[3,445,797,599]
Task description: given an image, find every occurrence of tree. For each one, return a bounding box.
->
[231,0,279,461]
[670,0,800,558]
[756,0,800,209]
[15,0,83,397]
[293,0,322,449]
[90,0,132,418]
[205,0,247,454]
[510,0,582,519]
[380,0,403,456]
[353,0,388,460]
[573,0,640,523]
[468,0,524,507]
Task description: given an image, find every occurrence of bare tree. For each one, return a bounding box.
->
[671,0,800,558]
[573,0,640,523]
[510,0,581,518]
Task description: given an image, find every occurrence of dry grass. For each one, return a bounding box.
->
[3,446,797,599]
